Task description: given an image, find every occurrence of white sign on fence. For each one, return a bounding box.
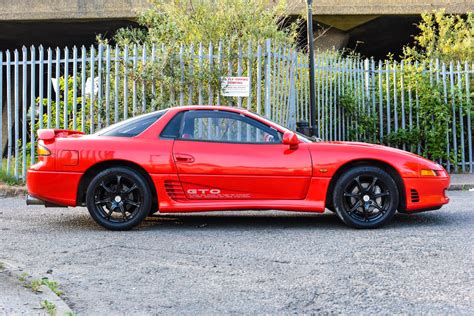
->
[221,77,250,97]
[85,77,99,97]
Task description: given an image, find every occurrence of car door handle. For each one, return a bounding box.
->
[174,153,195,163]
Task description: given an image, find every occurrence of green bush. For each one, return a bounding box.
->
[107,0,299,48]
[403,10,473,62]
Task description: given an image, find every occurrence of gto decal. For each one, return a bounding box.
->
[187,189,221,195]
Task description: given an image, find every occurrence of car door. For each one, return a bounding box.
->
[170,109,312,200]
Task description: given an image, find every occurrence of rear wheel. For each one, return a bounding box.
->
[86,167,151,230]
[332,166,398,229]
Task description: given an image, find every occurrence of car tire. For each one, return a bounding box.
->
[332,166,399,229]
[86,167,152,230]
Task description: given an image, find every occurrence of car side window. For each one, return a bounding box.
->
[177,110,282,143]
[98,110,167,137]
[160,112,184,139]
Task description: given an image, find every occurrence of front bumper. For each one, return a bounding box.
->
[403,176,450,212]
[27,170,83,206]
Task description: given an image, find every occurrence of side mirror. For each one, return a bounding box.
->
[282,131,299,149]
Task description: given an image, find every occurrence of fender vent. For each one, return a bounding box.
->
[410,189,420,203]
[164,180,186,201]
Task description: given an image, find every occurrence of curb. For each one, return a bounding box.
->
[0,184,27,198]
[0,261,74,315]
[448,184,474,191]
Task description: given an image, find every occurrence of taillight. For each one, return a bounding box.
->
[37,144,51,156]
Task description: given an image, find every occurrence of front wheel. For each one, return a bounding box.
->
[86,167,152,230]
[332,166,399,229]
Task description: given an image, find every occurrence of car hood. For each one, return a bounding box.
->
[307,141,445,174]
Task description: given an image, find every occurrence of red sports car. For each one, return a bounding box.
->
[26,106,450,230]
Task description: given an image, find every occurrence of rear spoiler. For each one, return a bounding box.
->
[37,129,85,141]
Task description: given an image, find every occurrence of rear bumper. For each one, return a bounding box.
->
[403,176,450,212]
[26,170,82,207]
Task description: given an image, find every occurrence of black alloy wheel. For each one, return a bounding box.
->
[333,166,399,228]
[86,167,152,230]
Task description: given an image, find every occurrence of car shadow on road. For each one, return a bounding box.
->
[45,208,458,231]
[141,212,345,231]
[134,210,456,231]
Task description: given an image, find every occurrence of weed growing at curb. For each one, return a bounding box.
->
[20,274,63,296]
[18,272,29,282]
[0,262,4,271]
[27,279,43,292]
[41,300,57,316]
[41,278,63,296]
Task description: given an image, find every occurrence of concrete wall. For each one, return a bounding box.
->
[0,0,150,21]
[294,0,472,15]
[0,0,471,21]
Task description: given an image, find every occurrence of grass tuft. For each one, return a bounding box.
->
[41,300,57,316]
[0,169,24,186]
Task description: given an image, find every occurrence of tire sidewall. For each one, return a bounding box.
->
[333,166,399,229]
[86,167,152,230]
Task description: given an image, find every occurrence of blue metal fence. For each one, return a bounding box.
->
[0,40,473,180]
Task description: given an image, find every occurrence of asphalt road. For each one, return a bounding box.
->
[1,191,473,315]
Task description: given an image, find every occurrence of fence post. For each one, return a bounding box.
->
[47,48,52,129]
[256,44,262,114]
[456,62,465,172]
[465,62,473,172]
[179,44,185,106]
[38,46,44,130]
[80,46,86,131]
[198,43,204,106]
[105,45,111,126]
[449,62,458,172]
[72,46,78,130]
[441,62,450,172]
[378,60,383,143]
[30,46,36,166]
[264,39,271,118]
[123,45,129,120]
[151,44,156,111]
[188,44,194,105]
[141,46,147,113]
[6,50,12,175]
[208,42,214,106]
[89,46,95,132]
[217,41,222,106]
[114,45,120,122]
[63,46,69,130]
[288,50,297,130]
[13,49,20,179]
[55,47,60,129]
[132,45,137,116]
[21,47,27,179]
[96,45,103,127]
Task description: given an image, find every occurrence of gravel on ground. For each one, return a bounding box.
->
[0,191,473,314]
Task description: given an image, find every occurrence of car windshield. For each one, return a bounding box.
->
[96,110,167,137]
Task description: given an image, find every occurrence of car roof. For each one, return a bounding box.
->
[170,105,251,113]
